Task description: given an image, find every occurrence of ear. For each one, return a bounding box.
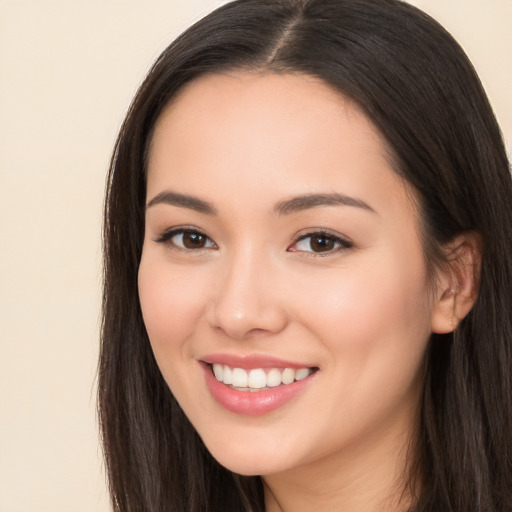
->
[431,232,482,334]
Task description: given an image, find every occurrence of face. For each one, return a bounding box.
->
[138,72,438,478]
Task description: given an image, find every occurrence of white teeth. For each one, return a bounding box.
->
[222,365,232,385]
[281,368,295,385]
[211,365,313,390]
[213,363,223,381]
[266,368,282,387]
[295,368,310,381]
[248,369,267,389]
[231,368,248,387]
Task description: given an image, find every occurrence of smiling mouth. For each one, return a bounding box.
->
[209,363,318,392]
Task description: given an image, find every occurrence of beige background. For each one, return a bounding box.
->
[0,1,510,511]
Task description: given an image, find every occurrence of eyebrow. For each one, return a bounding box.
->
[274,193,376,215]
[146,190,376,216]
[146,191,217,215]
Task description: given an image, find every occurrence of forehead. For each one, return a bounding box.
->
[146,71,413,220]
[150,71,387,162]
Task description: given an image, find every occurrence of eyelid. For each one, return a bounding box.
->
[152,226,352,255]
[288,228,353,255]
[153,225,218,251]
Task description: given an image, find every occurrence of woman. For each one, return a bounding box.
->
[98,0,512,510]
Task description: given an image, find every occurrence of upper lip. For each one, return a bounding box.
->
[200,353,316,370]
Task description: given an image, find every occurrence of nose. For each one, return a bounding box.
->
[207,250,288,340]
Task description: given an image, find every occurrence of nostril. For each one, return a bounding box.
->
[208,302,289,340]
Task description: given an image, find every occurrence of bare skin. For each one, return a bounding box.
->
[139,72,479,511]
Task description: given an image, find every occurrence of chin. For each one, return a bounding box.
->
[212,454,285,477]
[202,434,297,477]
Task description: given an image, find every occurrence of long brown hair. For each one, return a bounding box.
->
[99,1,512,510]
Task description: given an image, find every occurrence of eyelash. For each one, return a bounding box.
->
[288,230,353,256]
[153,227,217,252]
[153,227,353,255]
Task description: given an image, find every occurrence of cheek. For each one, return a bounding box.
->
[290,254,432,442]
[294,249,433,364]
[137,252,210,359]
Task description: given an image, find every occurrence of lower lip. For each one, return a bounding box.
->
[202,364,316,416]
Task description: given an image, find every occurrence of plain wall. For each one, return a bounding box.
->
[0,1,510,511]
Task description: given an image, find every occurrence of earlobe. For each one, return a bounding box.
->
[430,232,482,334]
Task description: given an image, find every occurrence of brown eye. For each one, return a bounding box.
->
[182,231,208,249]
[155,228,216,250]
[289,231,352,254]
[309,234,336,252]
